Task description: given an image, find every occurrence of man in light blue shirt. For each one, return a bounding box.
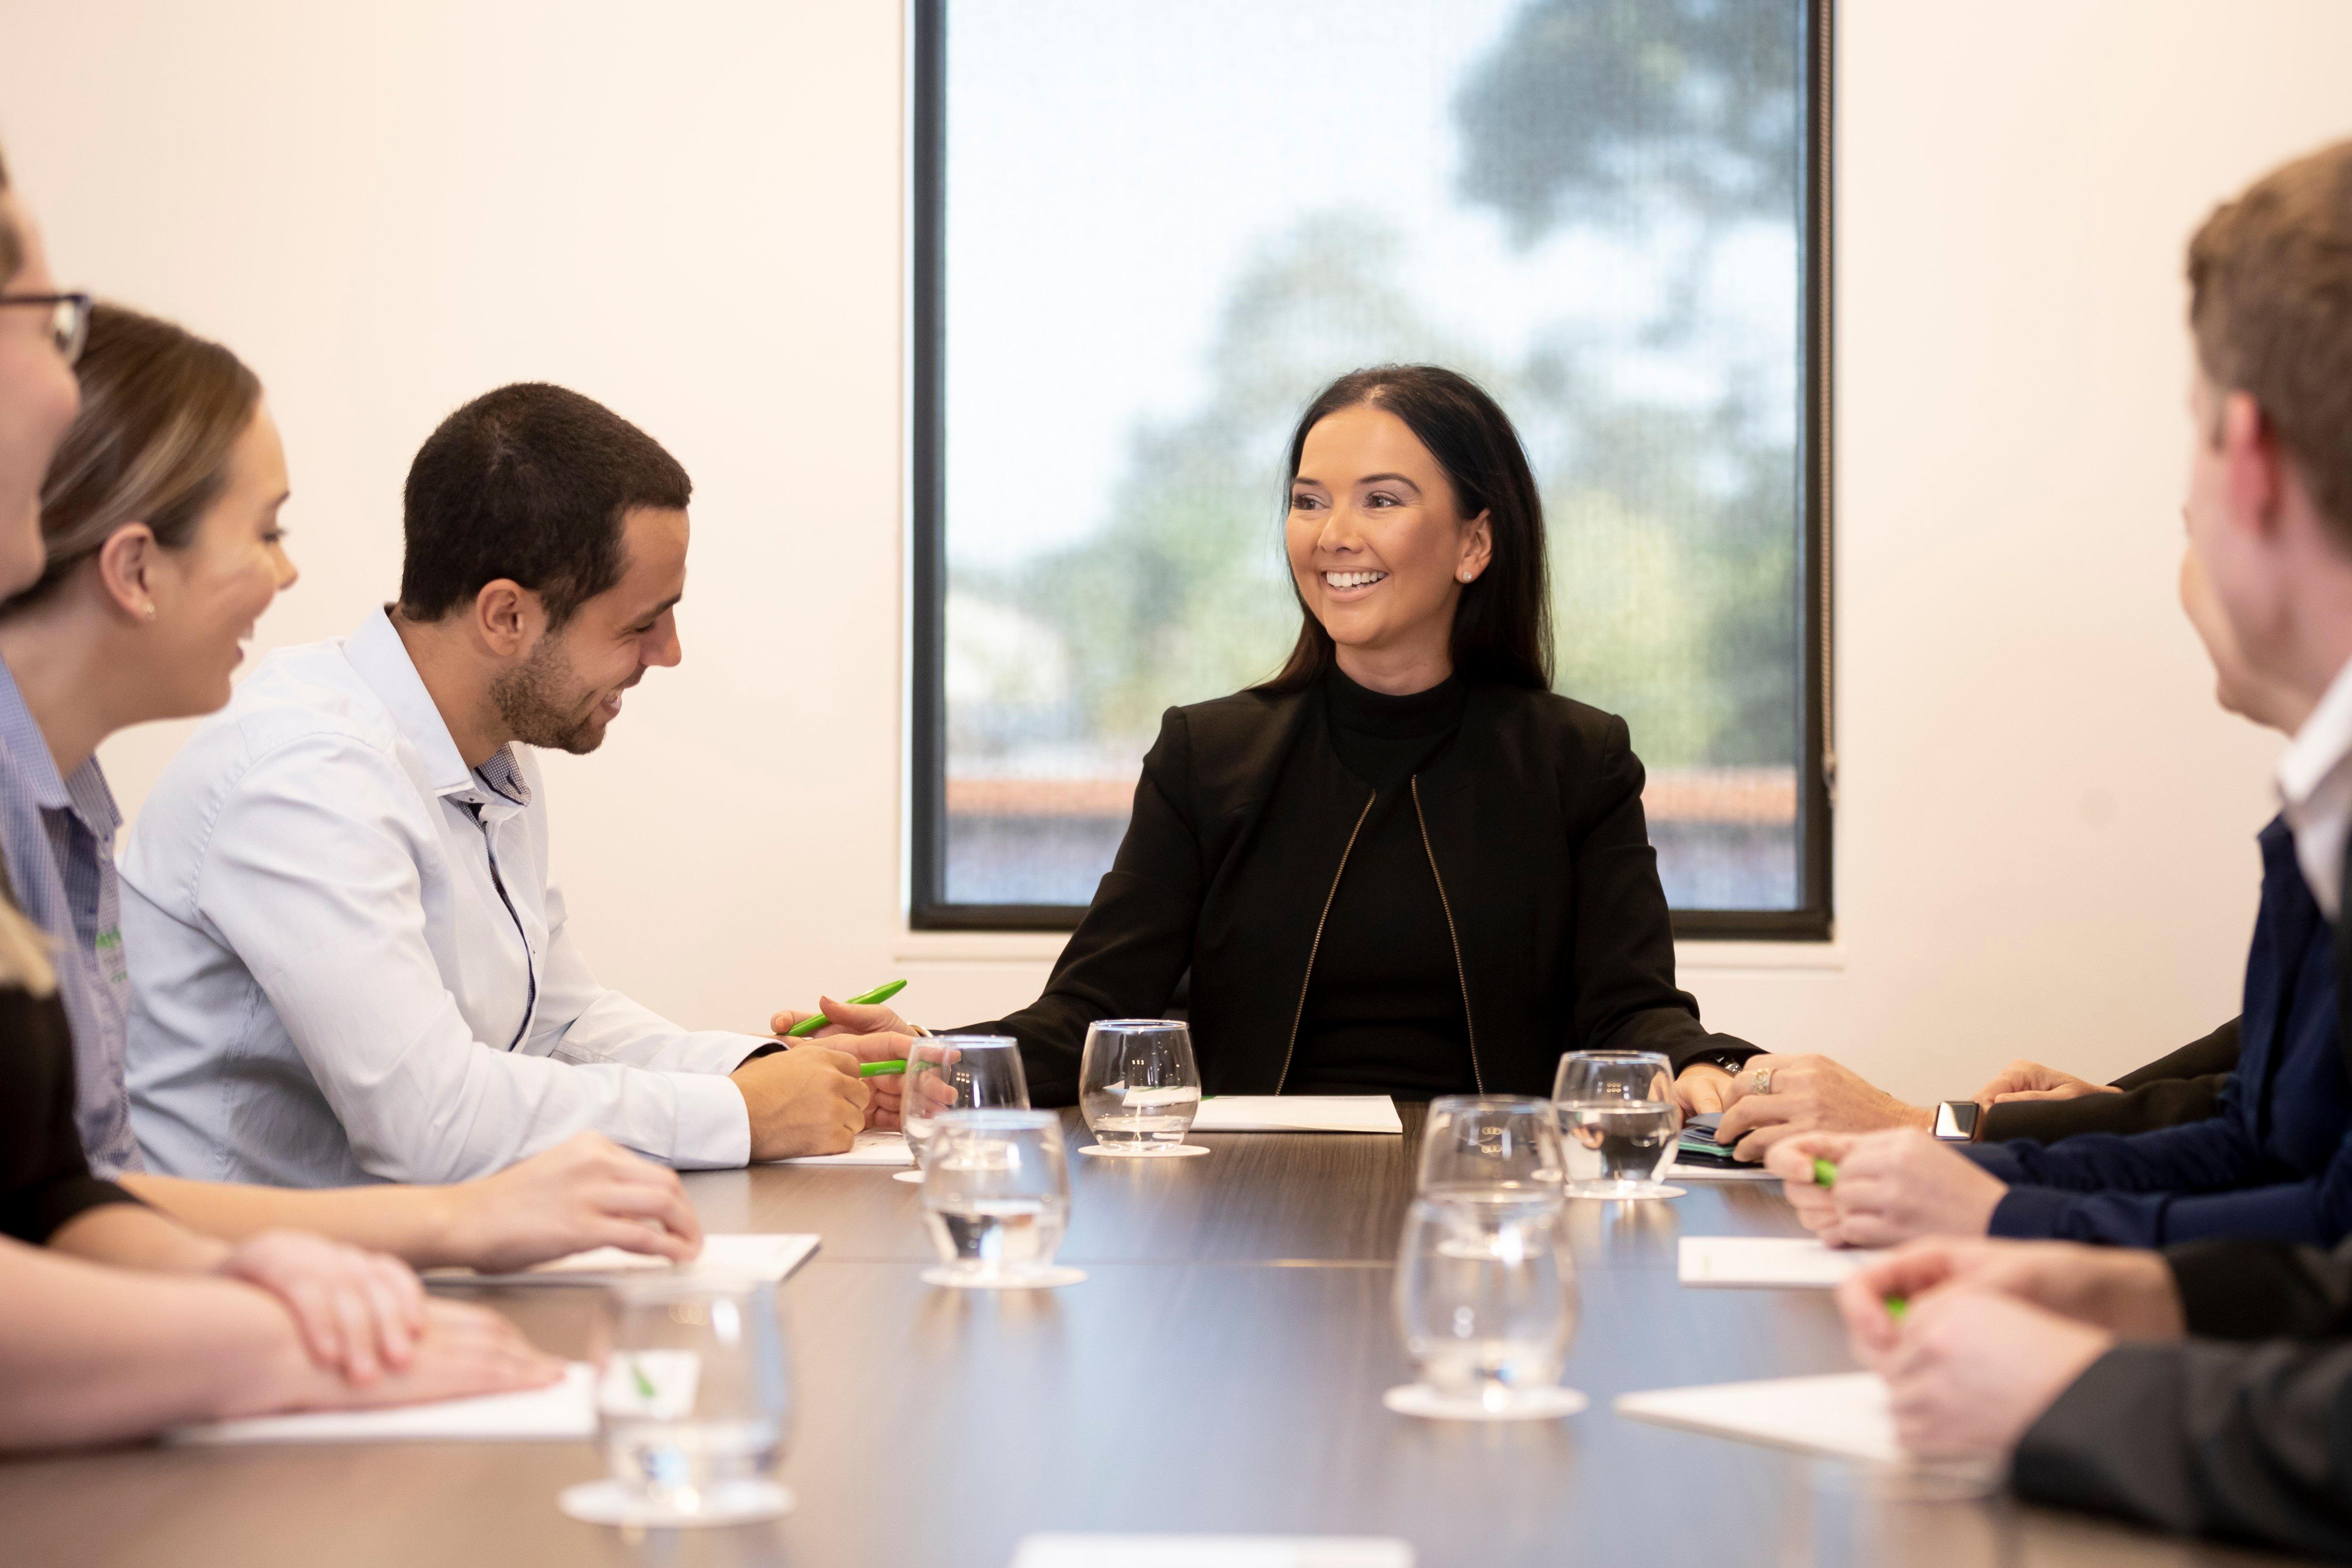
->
[123,383,885,1186]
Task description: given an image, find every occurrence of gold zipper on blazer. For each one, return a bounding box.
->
[1411,775,1485,1096]
[1274,789,1377,1097]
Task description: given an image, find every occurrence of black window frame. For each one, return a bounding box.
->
[909,0,1834,940]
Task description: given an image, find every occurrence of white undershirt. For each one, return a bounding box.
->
[2276,654,2352,920]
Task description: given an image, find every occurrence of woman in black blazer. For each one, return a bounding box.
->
[848,366,1756,1106]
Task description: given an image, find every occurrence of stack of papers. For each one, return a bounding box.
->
[169,1363,597,1446]
[1616,1372,1904,1464]
[1666,1161,1780,1183]
[1190,1097,1403,1133]
[433,1233,820,1287]
[1677,1236,1873,1288]
[770,1130,913,1166]
[1013,1537,1412,1568]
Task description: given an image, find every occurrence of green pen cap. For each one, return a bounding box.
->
[1812,1157,1838,1188]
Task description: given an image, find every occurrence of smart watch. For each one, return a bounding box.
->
[1931,1099,1982,1142]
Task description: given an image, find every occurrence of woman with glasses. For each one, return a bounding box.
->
[0,146,571,1449]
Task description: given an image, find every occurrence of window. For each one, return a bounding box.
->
[912,0,1831,938]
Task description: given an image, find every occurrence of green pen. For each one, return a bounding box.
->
[859,1060,908,1078]
[1812,1157,1839,1188]
[1885,1294,1909,1321]
[785,979,909,1038]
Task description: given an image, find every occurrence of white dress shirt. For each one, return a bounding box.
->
[2278,654,2352,922]
[123,609,761,1186]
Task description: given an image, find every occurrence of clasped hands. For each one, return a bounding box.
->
[1672,1052,2117,1163]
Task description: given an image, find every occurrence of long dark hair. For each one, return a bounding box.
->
[1260,365,1552,693]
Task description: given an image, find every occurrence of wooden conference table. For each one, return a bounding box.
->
[0,1109,2308,1568]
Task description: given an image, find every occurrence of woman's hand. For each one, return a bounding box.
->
[1765,1130,2007,1248]
[440,1132,703,1275]
[279,1299,566,1413]
[1713,1054,1933,1160]
[217,1230,427,1385]
[1674,1062,1737,1114]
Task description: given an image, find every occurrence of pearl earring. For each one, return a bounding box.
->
[1458,570,1474,583]
[143,604,158,621]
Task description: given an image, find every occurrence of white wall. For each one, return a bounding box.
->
[2,0,2346,1106]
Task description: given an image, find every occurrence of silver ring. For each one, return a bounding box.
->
[1752,1067,1773,1096]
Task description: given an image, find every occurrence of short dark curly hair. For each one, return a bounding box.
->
[398,382,691,629]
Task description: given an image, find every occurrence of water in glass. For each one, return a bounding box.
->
[1395,1196,1578,1409]
[920,1108,1072,1283]
[1078,1019,1201,1149]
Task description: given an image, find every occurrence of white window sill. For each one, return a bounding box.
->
[894,931,1845,972]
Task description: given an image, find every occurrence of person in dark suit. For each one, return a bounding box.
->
[1815,136,2352,1560]
[818,365,1756,1105]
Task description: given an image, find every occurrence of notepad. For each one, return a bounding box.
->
[1190,1097,1403,1133]
[432,1233,820,1286]
[1013,1536,1413,1568]
[169,1362,597,1446]
[771,1130,913,1166]
[1666,1161,1781,1182]
[1617,1372,1903,1464]
[1678,1236,1873,1287]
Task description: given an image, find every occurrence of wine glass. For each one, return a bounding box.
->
[918,1108,1081,1288]
[1386,1195,1582,1420]
[1553,1050,1684,1199]
[1416,1095,1567,1208]
[563,1277,793,1526]
[899,1034,1029,1179]
[1078,1019,1202,1154]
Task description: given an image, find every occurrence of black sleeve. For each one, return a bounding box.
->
[2166,1233,2352,1341]
[0,983,143,1243]
[948,710,1204,1106]
[1979,1018,2241,1143]
[2013,1340,2352,1560]
[1566,716,1757,1076]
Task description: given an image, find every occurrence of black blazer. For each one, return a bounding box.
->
[1978,1017,2241,1144]
[964,679,1754,1105]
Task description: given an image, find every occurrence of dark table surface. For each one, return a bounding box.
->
[0,1109,2306,1568]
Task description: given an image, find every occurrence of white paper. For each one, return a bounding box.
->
[771,1130,913,1166]
[1190,1096,1403,1134]
[1677,1236,1875,1287]
[1666,1161,1781,1182]
[169,1362,596,1446]
[1013,1536,1412,1568]
[1615,1372,1907,1465]
[435,1233,820,1287]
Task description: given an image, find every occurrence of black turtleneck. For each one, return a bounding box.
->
[1286,665,1477,1099]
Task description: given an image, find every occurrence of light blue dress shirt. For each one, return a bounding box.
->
[0,654,137,1178]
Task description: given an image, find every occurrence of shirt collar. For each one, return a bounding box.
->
[0,651,120,835]
[344,607,487,801]
[2277,654,2352,811]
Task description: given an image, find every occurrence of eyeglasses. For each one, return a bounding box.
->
[0,291,92,365]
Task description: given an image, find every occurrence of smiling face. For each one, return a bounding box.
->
[1284,402,1491,691]
[491,505,686,754]
[0,193,82,597]
[143,402,298,716]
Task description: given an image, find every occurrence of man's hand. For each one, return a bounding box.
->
[1675,1062,1737,1114]
[731,1044,870,1161]
[1713,1054,1932,1161]
[1873,1287,2115,1462]
[440,1132,704,1275]
[1763,1129,2007,1248]
[1835,1237,2186,1360]
[1972,1059,2122,1106]
[218,1230,428,1386]
[770,998,920,1132]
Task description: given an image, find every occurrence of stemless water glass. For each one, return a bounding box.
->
[1078,1019,1201,1153]
[1553,1049,1683,1199]
[1416,1096,1567,1207]
[1391,1195,1580,1417]
[901,1034,1030,1165]
[919,1108,1077,1287]
[576,1277,793,1525]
